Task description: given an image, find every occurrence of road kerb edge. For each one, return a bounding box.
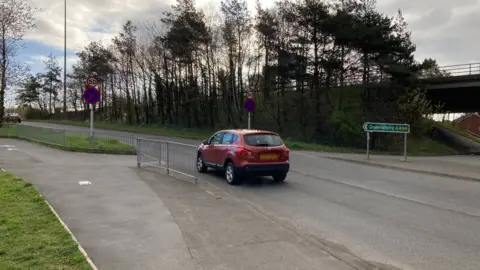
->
[326,156,480,182]
[44,199,99,270]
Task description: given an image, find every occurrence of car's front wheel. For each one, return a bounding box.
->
[196,154,208,173]
[272,172,287,183]
[225,162,241,185]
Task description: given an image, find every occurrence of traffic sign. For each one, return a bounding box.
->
[246,90,253,99]
[244,98,256,113]
[83,87,101,105]
[363,122,410,133]
[86,77,98,87]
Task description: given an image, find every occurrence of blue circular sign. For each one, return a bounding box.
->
[244,98,256,113]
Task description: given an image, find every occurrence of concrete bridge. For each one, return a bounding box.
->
[424,63,480,113]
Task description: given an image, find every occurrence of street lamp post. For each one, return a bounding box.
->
[63,0,67,119]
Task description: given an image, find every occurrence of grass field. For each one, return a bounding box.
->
[35,120,455,156]
[0,171,91,270]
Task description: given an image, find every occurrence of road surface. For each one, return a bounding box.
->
[0,139,355,270]
[20,121,480,270]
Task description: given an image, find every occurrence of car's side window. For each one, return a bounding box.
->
[221,133,234,144]
[209,132,224,145]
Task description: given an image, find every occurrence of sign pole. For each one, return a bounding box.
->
[404,133,407,162]
[366,132,370,160]
[243,89,255,130]
[90,104,94,140]
[84,76,100,143]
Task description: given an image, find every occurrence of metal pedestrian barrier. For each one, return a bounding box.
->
[136,137,198,184]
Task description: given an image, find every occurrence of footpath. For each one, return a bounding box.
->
[0,139,356,270]
[321,153,480,181]
[0,139,195,270]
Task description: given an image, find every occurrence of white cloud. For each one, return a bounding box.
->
[31,55,49,63]
[377,0,480,65]
[28,54,79,75]
[25,0,177,52]
[23,0,480,68]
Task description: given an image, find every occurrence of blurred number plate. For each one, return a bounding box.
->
[260,153,279,161]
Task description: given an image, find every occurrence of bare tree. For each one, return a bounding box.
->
[0,0,36,122]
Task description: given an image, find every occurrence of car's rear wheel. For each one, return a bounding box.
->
[225,162,241,185]
[272,172,287,183]
[196,154,207,173]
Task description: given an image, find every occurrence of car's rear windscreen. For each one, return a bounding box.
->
[243,134,283,147]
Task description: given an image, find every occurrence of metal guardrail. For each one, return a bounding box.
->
[136,137,198,184]
[467,129,480,138]
[439,63,480,77]
[328,63,480,84]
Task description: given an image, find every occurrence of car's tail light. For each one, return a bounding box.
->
[237,147,252,158]
[280,148,290,161]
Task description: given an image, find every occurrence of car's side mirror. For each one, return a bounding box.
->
[202,140,209,145]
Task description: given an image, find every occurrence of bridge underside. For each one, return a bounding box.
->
[426,86,480,113]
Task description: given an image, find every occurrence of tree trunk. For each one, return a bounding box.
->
[0,28,7,123]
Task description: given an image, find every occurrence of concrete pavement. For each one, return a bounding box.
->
[139,167,357,270]
[0,139,195,270]
[0,139,357,270]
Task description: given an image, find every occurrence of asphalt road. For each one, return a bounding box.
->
[22,121,480,270]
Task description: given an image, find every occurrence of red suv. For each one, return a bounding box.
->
[196,129,290,185]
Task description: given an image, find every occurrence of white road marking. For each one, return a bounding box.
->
[0,145,15,148]
[79,181,92,186]
[205,190,216,196]
[7,148,17,151]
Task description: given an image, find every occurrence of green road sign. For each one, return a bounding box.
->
[363,122,410,133]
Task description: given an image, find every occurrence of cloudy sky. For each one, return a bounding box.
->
[18,0,479,76]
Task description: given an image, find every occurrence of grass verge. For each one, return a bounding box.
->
[285,136,453,156]
[66,134,135,153]
[0,170,91,270]
[435,121,480,144]
[35,120,455,156]
[0,124,135,155]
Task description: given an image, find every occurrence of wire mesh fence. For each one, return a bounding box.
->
[0,124,135,154]
[92,131,136,147]
[0,123,19,137]
[17,124,67,146]
[136,137,198,184]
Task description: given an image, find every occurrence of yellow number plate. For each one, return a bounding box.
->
[260,153,279,161]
